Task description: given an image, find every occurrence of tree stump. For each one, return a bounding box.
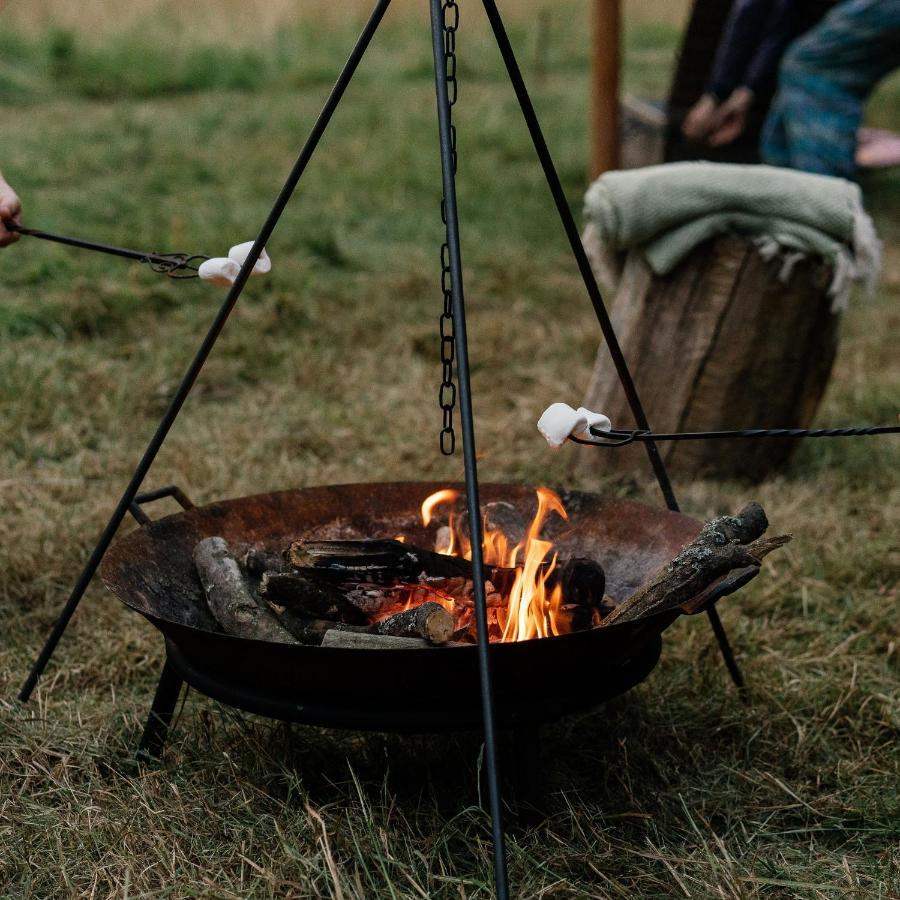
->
[576,233,840,482]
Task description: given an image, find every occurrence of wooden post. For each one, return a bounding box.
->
[590,0,621,180]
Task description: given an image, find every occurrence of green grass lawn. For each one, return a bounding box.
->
[1,5,898,897]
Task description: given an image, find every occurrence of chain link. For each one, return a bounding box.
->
[438,0,460,455]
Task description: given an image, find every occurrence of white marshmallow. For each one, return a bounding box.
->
[537,403,588,449]
[573,407,612,442]
[198,257,241,287]
[228,240,272,275]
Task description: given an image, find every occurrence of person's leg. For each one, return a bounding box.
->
[762,0,900,177]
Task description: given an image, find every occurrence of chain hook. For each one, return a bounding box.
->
[437,0,460,455]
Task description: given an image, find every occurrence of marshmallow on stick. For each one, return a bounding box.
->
[198,241,273,287]
[576,407,612,441]
[537,403,612,448]
[228,241,272,275]
[198,257,241,286]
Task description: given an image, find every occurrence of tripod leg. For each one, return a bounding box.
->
[478,0,746,691]
[137,657,184,760]
[429,2,509,897]
[706,606,747,696]
[18,0,393,703]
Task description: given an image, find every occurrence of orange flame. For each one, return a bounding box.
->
[500,487,568,642]
[418,485,570,642]
[421,488,461,527]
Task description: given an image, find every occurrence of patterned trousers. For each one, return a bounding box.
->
[762,0,900,178]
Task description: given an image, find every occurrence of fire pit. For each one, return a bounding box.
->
[99,481,728,744]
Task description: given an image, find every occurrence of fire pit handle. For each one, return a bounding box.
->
[128,484,195,526]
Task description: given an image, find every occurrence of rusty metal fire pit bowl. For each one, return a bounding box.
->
[100,482,709,745]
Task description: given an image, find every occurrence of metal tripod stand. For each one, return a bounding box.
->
[18,3,748,896]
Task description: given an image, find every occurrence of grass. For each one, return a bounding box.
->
[1,1,898,896]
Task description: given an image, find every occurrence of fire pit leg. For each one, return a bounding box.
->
[506,723,547,825]
[137,656,184,760]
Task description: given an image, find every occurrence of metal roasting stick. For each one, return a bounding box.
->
[429,2,509,897]
[478,0,746,693]
[18,0,394,702]
[7,222,209,278]
[572,425,900,447]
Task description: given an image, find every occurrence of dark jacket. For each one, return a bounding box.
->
[707,0,798,98]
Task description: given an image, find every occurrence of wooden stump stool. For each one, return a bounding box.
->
[577,233,840,482]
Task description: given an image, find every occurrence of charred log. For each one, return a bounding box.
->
[552,557,606,608]
[242,547,289,576]
[286,538,522,594]
[194,537,297,644]
[286,538,473,582]
[259,571,368,624]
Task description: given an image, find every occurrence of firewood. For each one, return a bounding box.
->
[344,584,394,616]
[320,631,431,650]
[552,557,606,607]
[286,538,473,582]
[373,601,455,643]
[259,571,368,624]
[434,526,453,555]
[602,504,789,627]
[746,534,793,561]
[270,600,455,645]
[194,537,297,644]
[286,537,521,592]
[452,501,529,550]
[678,535,792,615]
[242,547,289,576]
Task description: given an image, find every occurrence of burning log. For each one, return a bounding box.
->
[286,538,523,594]
[449,501,529,551]
[552,557,606,608]
[602,503,790,627]
[269,601,455,646]
[194,537,297,644]
[282,536,606,636]
[259,571,368,624]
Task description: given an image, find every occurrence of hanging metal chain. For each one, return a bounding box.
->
[438,0,460,455]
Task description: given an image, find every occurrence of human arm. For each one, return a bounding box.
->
[706,0,795,149]
[683,0,792,144]
[706,0,780,100]
[0,171,22,247]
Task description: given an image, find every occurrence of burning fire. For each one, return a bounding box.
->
[417,486,570,643]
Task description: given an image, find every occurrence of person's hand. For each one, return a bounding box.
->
[682,94,720,143]
[0,174,22,247]
[708,87,754,147]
